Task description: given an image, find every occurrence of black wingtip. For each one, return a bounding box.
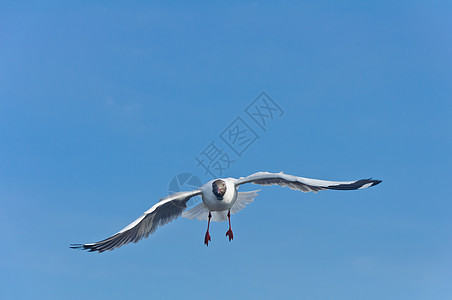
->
[70,243,105,253]
[327,178,382,190]
[70,244,85,250]
[372,179,382,186]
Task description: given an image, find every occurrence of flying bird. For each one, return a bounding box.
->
[71,171,381,252]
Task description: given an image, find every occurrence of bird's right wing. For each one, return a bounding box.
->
[235,171,381,193]
[71,190,201,253]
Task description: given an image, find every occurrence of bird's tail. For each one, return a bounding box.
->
[182,190,260,222]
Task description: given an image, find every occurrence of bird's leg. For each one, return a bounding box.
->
[204,212,212,246]
[225,210,234,241]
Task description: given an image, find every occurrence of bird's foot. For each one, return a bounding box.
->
[204,231,211,246]
[225,229,234,241]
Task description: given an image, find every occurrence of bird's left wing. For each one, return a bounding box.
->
[235,171,381,192]
[71,190,202,253]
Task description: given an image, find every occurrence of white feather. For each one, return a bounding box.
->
[182,190,260,222]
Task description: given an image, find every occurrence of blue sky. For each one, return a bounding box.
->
[1,1,451,299]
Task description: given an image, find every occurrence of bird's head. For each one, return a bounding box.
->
[212,179,227,200]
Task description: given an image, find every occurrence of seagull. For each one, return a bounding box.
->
[71,171,381,252]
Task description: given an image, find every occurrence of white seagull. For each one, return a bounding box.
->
[71,171,381,252]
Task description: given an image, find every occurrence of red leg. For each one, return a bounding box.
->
[226,210,234,241]
[204,212,212,246]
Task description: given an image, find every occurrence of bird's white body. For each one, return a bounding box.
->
[201,178,238,211]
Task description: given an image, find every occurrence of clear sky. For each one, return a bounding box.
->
[1,1,451,299]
